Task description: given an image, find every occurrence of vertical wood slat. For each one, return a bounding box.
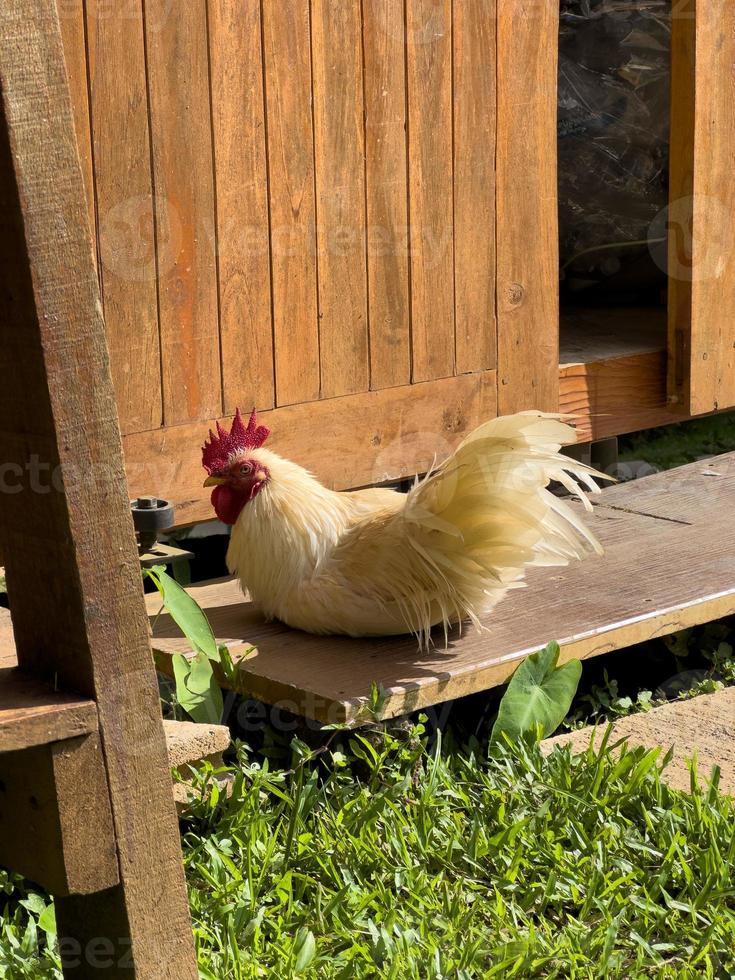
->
[208,0,274,413]
[56,0,96,254]
[496,0,558,413]
[0,0,197,970]
[144,0,221,424]
[311,0,369,398]
[668,0,735,415]
[453,0,496,375]
[363,0,411,390]
[667,0,695,410]
[406,0,455,383]
[262,0,321,406]
[86,0,163,433]
[687,6,735,413]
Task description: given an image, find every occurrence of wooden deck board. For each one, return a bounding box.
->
[559,306,667,365]
[150,453,735,724]
[0,668,98,753]
[0,635,229,768]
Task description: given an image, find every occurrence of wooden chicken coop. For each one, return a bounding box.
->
[55,0,735,527]
[45,0,735,722]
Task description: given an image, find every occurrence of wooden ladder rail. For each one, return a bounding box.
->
[0,1,197,976]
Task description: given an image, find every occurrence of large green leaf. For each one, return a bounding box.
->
[491,641,581,743]
[146,565,223,722]
[146,565,218,661]
[37,904,56,937]
[172,651,223,724]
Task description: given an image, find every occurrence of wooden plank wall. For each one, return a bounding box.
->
[54,0,559,522]
[668,0,735,416]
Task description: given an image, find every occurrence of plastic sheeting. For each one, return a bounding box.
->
[558,1,670,302]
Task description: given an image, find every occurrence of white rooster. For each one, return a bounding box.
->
[202,409,606,647]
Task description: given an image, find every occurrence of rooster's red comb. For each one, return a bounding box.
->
[201,408,270,474]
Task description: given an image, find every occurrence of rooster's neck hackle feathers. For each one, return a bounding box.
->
[227,449,351,599]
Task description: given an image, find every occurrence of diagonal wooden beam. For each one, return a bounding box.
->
[0,0,196,975]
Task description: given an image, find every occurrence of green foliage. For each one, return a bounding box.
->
[144,564,223,724]
[492,641,581,743]
[171,650,223,725]
[619,410,735,472]
[145,565,218,661]
[564,669,655,730]
[177,731,735,978]
[0,870,58,978]
[563,620,735,730]
[3,723,735,978]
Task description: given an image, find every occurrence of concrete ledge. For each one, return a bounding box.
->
[543,687,735,795]
[163,719,231,769]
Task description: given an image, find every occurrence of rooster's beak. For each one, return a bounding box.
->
[203,475,226,487]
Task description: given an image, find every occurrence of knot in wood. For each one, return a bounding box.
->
[506,282,525,307]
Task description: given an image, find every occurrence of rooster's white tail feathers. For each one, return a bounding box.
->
[396,412,609,646]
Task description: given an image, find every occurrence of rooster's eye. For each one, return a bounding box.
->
[239,463,253,476]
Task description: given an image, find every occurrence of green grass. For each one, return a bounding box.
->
[619,411,735,471]
[4,416,735,978]
[3,723,735,979]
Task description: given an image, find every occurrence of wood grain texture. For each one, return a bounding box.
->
[362,0,411,389]
[406,0,455,382]
[496,0,558,412]
[558,306,685,441]
[668,1,735,415]
[0,736,118,897]
[125,369,497,525]
[151,454,735,724]
[559,352,685,443]
[127,330,687,526]
[56,0,96,251]
[0,1,196,970]
[208,0,274,413]
[262,0,320,405]
[86,0,162,432]
[311,0,369,397]
[453,0,496,374]
[0,668,98,753]
[144,0,221,424]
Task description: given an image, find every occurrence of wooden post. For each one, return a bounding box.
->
[0,735,118,897]
[0,1,197,976]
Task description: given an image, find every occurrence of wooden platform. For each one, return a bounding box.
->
[0,615,100,754]
[543,687,735,795]
[0,616,230,766]
[151,453,735,725]
[558,306,686,443]
[0,668,98,753]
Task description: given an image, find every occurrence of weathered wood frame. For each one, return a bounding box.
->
[0,1,197,975]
